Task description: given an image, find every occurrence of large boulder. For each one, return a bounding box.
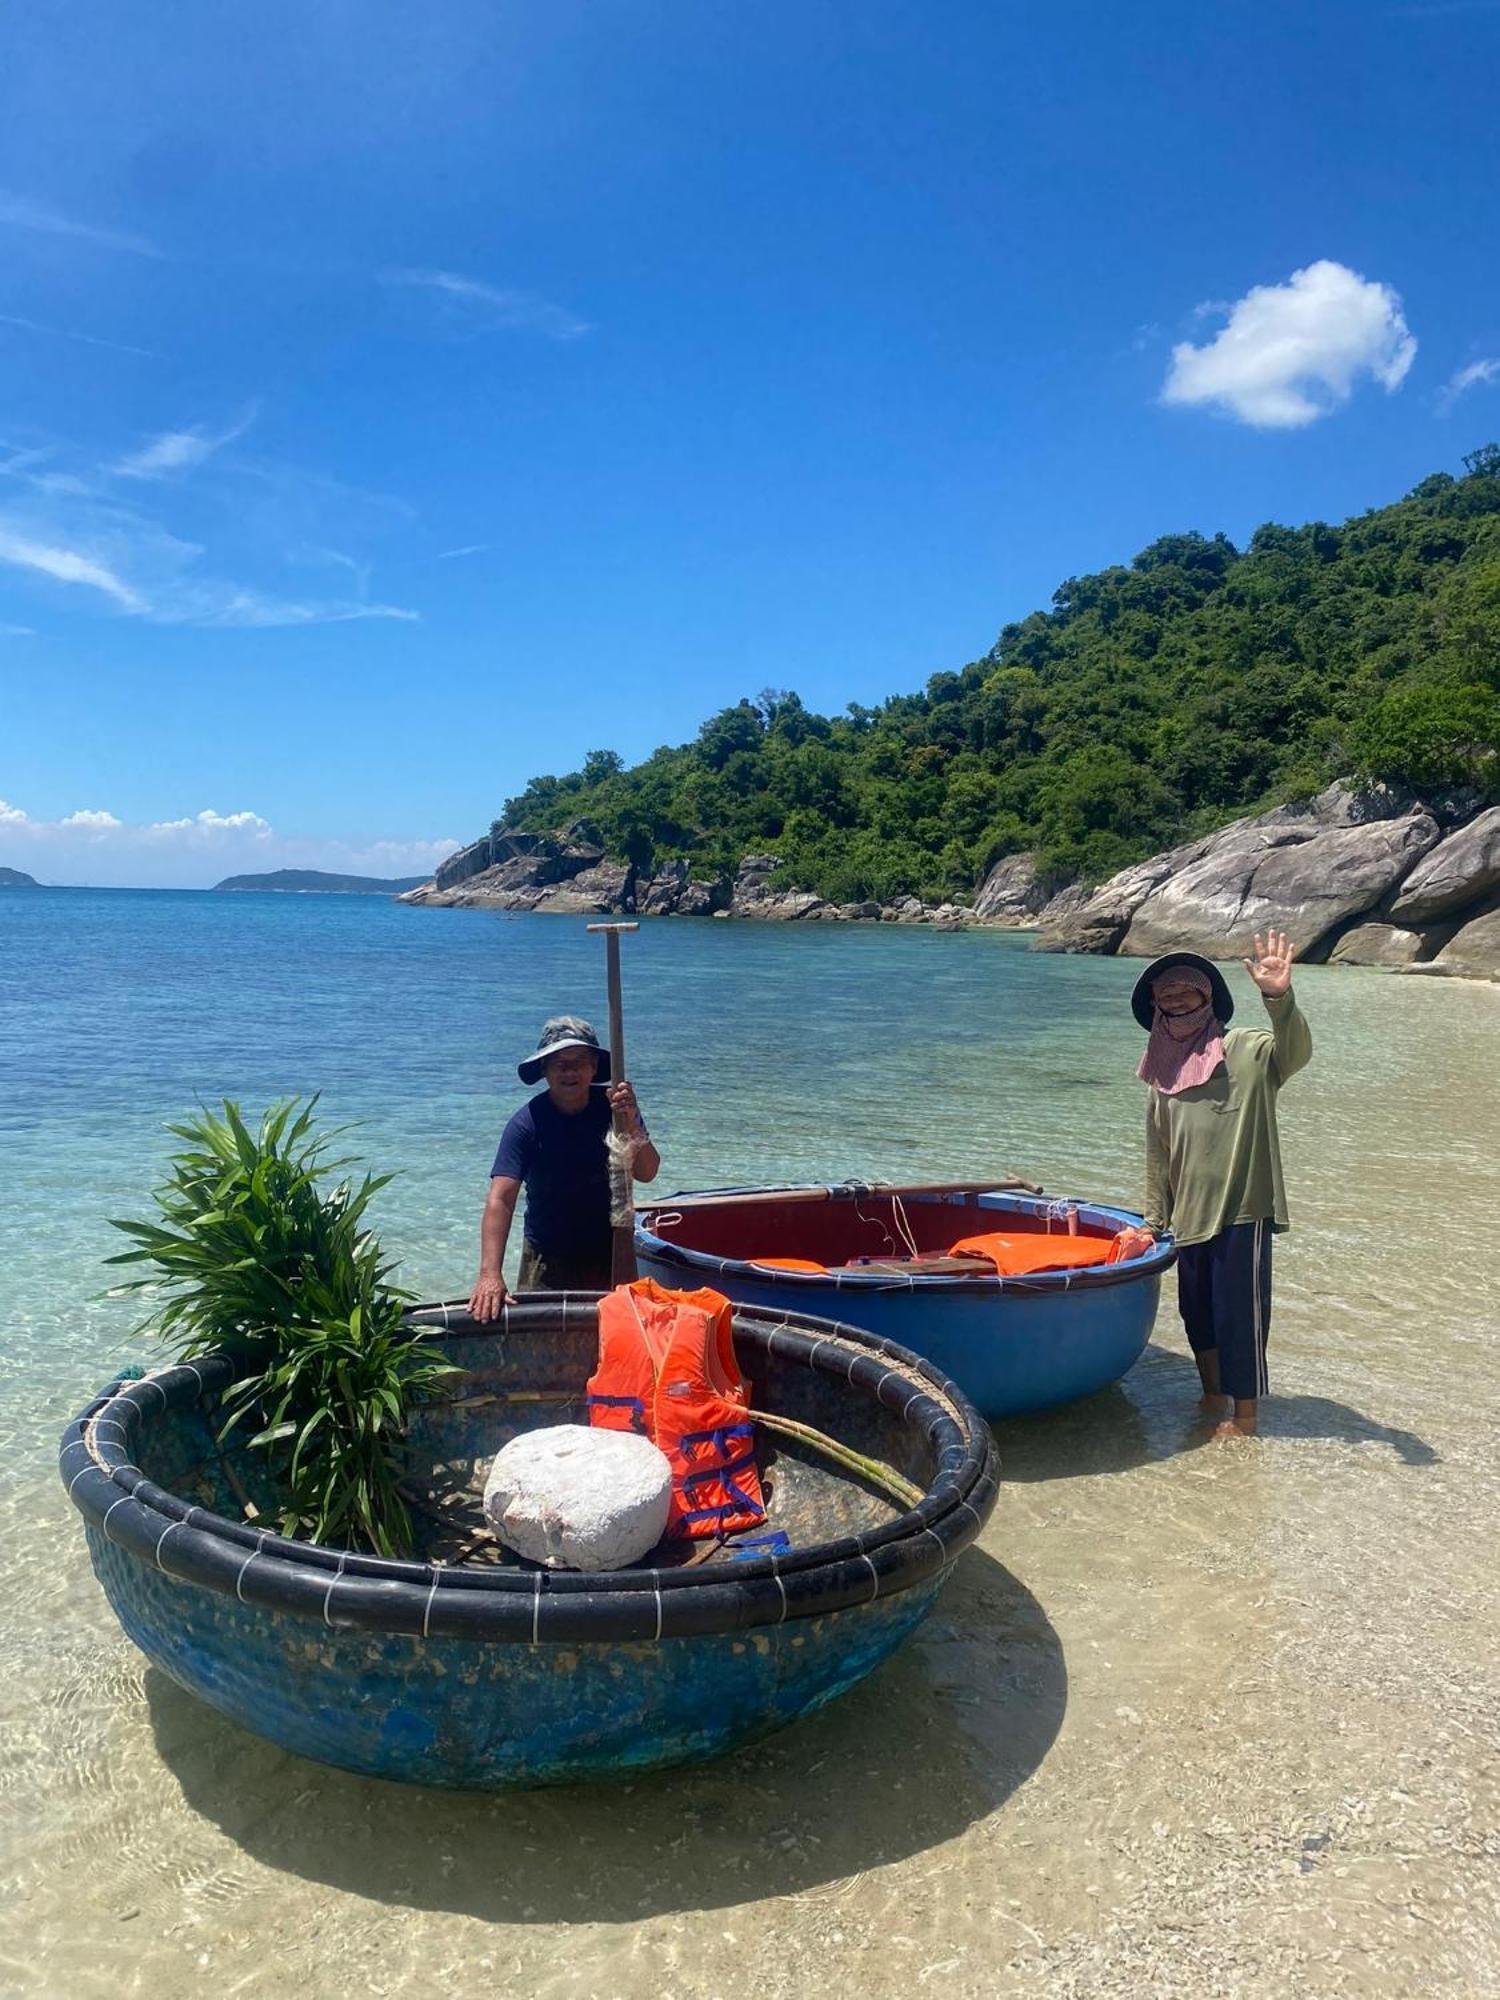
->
[1032,836,1215,954]
[535,861,633,915]
[1327,921,1447,969]
[1388,806,1500,925]
[482,1426,672,1571]
[974,853,1067,925]
[1120,788,1441,960]
[1421,898,1500,979]
[638,859,729,917]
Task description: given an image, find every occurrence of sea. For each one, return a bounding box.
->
[2,887,1497,1998]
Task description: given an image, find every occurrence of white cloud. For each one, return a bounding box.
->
[0,189,163,258]
[113,408,257,481]
[436,543,488,560]
[1438,357,1500,413]
[0,524,144,610]
[1162,260,1417,428]
[0,798,459,888]
[0,622,35,636]
[59,809,123,830]
[383,268,590,340]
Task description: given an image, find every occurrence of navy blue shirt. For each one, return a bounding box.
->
[492,1089,612,1258]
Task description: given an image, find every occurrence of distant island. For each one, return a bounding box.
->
[0,866,40,888]
[213,869,431,895]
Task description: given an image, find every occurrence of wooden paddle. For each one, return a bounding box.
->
[587,921,640,1285]
[644,1176,1043,1213]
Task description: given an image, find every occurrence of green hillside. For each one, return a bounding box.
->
[495,448,1500,904]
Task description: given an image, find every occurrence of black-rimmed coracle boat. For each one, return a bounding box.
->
[60,1294,998,1789]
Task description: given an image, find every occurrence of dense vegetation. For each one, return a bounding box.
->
[497,448,1500,904]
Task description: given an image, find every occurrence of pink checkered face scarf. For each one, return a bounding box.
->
[1136,969,1226,1095]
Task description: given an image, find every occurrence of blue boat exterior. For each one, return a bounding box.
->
[636,1190,1177,1422]
[62,1299,998,1789]
[85,1524,939,1788]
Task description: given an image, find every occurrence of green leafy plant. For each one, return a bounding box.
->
[107,1099,454,1556]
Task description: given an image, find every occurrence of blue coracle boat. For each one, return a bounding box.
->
[61,1294,997,1789]
[635,1185,1177,1421]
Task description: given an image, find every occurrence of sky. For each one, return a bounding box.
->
[2,0,1499,888]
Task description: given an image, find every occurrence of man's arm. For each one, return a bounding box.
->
[470,1175,521,1322]
[609,1081,661,1184]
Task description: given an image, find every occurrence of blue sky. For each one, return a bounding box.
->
[3,0,1498,886]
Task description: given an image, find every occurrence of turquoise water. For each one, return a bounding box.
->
[5,888,1499,1996]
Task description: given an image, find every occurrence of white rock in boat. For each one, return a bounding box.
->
[482,1426,672,1571]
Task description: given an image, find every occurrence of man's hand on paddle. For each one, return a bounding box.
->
[607,1079,644,1131]
[468,1272,509,1322]
[1244,928,1296,998]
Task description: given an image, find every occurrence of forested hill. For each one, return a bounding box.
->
[495,448,1500,905]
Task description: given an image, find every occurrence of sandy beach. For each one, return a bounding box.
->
[3,908,1497,1999]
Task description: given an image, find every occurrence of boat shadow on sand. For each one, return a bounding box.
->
[992,1341,1439,1481]
[143,1543,1063,1922]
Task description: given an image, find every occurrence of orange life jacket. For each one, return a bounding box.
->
[947,1230,1117,1275]
[587,1279,767,1539]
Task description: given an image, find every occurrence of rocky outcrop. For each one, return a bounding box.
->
[1033,837,1214,954]
[1327,921,1447,969]
[635,859,728,918]
[973,853,1074,925]
[1388,807,1500,925]
[1030,780,1499,981]
[1421,898,1500,979]
[1120,798,1440,960]
[534,861,634,915]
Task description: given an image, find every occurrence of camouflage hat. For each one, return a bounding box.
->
[517,1015,611,1086]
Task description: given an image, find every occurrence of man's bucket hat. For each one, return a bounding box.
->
[518,1015,611,1086]
[1130,951,1235,1032]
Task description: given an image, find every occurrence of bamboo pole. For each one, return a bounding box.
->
[643,1175,1042,1214]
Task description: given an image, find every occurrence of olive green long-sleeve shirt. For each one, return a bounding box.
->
[1143,989,1312,1248]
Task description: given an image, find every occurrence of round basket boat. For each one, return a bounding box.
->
[636,1186,1179,1421]
[60,1296,998,1790]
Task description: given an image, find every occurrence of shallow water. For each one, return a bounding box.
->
[2,892,1497,1997]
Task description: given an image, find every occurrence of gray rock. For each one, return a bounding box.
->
[974,852,1066,924]
[1120,803,1441,961]
[535,861,633,915]
[482,1425,672,1571]
[1328,921,1447,969]
[1423,898,1500,979]
[1388,806,1500,925]
[1033,836,1215,954]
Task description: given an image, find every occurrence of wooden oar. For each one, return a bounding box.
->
[588,921,640,1285]
[644,1175,1043,1214]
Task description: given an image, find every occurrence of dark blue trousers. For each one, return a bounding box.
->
[1176,1219,1272,1401]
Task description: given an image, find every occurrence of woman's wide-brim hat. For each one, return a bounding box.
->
[518,1015,612,1086]
[1130,951,1235,1031]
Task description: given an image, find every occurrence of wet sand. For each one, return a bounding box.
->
[3,959,1497,1998]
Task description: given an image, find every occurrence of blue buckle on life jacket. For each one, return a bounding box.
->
[586,1392,648,1436]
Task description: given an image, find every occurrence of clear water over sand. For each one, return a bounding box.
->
[2,891,1496,1996]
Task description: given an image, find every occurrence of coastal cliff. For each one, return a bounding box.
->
[402,782,1500,977]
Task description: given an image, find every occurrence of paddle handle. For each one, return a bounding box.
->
[587,922,640,1283]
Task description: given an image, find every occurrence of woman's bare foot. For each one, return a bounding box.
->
[1212,1399,1259,1441]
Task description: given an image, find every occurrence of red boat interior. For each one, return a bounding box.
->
[641,1192,1128,1279]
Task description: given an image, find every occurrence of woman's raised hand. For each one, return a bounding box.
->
[1244,928,1296,997]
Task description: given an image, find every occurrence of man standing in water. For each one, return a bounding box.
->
[1132,931,1311,1440]
[468,1016,660,1316]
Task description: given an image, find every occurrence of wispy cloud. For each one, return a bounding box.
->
[383,268,591,340]
[1437,356,1500,413]
[0,525,144,611]
[113,407,258,481]
[0,622,36,637]
[0,190,163,259]
[0,797,459,889]
[436,542,488,560]
[1162,259,1417,428]
[0,311,156,359]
